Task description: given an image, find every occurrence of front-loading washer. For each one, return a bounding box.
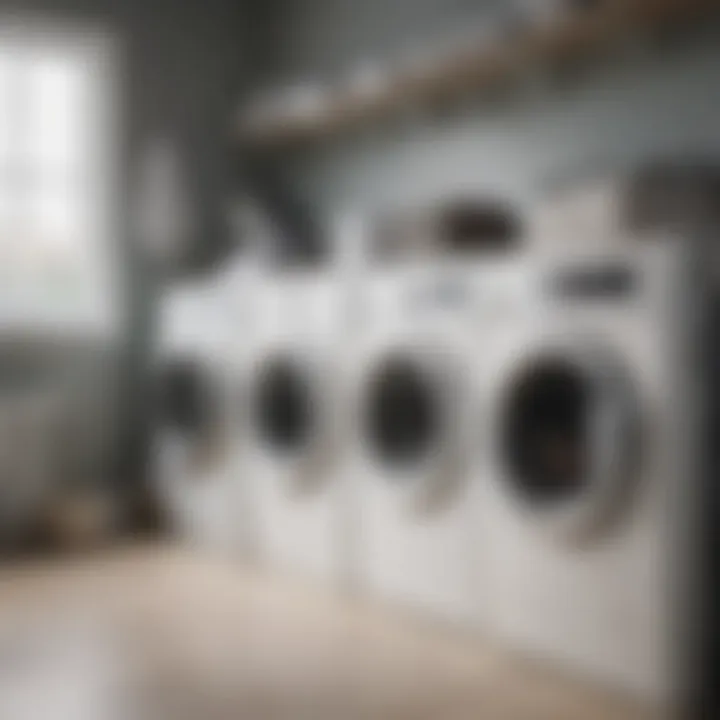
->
[212,245,265,561]
[348,200,523,624]
[152,277,243,556]
[349,262,479,623]
[246,256,352,587]
[479,225,713,711]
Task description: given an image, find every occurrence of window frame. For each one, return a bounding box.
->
[0,14,123,331]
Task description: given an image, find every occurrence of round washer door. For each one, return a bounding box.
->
[362,350,463,512]
[155,357,235,547]
[253,354,315,455]
[158,357,222,466]
[251,352,337,494]
[495,343,639,541]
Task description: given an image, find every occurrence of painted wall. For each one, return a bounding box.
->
[255,0,720,222]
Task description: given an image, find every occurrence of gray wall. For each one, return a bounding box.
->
[0,0,248,502]
[260,0,507,81]
[255,0,720,221]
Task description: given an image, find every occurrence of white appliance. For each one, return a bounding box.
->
[479,222,710,710]
[153,279,242,556]
[349,258,480,623]
[246,260,352,586]
[212,249,263,561]
[346,198,524,623]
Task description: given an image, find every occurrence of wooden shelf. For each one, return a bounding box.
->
[238,0,717,150]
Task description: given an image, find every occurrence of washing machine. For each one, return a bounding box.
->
[153,277,243,556]
[246,255,353,586]
[479,212,713,710]
[349,201,522,624]
[212,245,265,560]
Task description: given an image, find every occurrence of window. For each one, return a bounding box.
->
[0,23,117,320]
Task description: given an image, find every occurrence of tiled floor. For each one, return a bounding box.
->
[0,546,653,719]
